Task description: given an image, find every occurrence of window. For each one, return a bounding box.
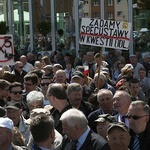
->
[117,0,122,3]
[93,0,99,6]
[84,13,89,17]
[117,11,123,16]
[93,12,99,18]
[108,0,113,6]
[108,12,113,19]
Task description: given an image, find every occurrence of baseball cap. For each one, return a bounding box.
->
[99,73,106,80]
[43,65,53,71]
[0,117,14,130]
[129,54,136,58]
[25,108,50,124]
[107,122,129,134]
[6,102,21,110]
[95,114,116,123]
[72,71,84,79]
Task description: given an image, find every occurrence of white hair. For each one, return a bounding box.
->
[60,108,88,128]
[27,90,44,104]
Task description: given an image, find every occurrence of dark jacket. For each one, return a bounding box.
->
[61,130,110,150]
[31,143,42,150]
[129,123,150,150]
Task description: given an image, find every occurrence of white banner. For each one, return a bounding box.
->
[80,18,132,50]
[0,35,15,66]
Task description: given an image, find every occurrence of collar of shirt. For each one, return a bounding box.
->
[118,113,129,127]
[77,126,90,149]
[39,146,50,150]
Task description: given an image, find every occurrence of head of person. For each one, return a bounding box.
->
[94,52,101,64]
[67,83,83,108]
[6,101,22,126]
[64,53,71,62]
[30,114,55,148]
[30,69,44,86]
[27,52,34,61]
[71,71,84,86]
[107,122,130,150]
[47,83,67,108]
[12,126,25,146]
[65,61,73,70]
[129,78,140,97]
[3,71,15,83]
[127,101,150,134]
[94,114,116,139]
[40,76,52,96]
[129,54,137,66]
[52,64,63,75]
[0,79,10,99]
[34,61,42,69]
[24,73,38,93]
[115,49,122,56]
[143,53,150,63]
[121,64,134,77]
[26,90,44,111]
[138,67,146,79]
[97,89,113,114]
[41,56,51,67]
[55,69,67,83]
[60,108,88,140]
[86,51,94,63]
[43,65,53,76]
[9,82,23,102]
[20,55,27,65]
[14,61,24,73]
[113,90,131,115]
[94,73,106,89]
[0,117,14,149]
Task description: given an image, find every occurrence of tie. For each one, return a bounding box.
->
[121,115,125,123]
[70,140,78,150]
[133,134,140,150]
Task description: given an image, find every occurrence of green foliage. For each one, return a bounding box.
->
[37,21,51,36]
[0,21,9,34]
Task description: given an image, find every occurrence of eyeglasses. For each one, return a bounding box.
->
[11,91,23,95]
[24,83,34,86]
[40,83,50,86]
[18,66,23,68]
[126,114,148,120]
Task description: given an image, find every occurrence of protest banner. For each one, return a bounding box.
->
[80,18,131,50]
[0,35,15,65]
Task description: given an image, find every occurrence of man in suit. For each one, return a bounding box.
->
[0,117,27,150]
[30,114,55,150]
[60,108,110,150]
[127,101,150,150]
[113,90,131,127]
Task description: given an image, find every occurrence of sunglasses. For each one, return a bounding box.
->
[40,83,50,86]
[126,114,147,120]
[11,91,23,95]
[19,66,23,68]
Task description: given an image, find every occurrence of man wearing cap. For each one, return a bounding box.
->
[71,71,92,101]
[6,101,31,146]
[94,114,116,139]
[0,117,28,150]
[129,54,144,79]
[43,65,54,79]
[107,122,131,150]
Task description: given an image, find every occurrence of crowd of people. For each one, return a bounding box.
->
[0,48,150,150]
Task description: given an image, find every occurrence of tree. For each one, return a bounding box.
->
[0,21,9,34]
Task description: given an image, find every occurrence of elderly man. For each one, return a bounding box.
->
[6,101,31,146]
[0,117,28,150]
[107,122,131,150]
[66,83,95,118]
[60,109,110,150]
[127,101,150,150]
[88,89,117,132]
[113,90,131,127]
[55,69,68,84]
[94,114,116,139]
